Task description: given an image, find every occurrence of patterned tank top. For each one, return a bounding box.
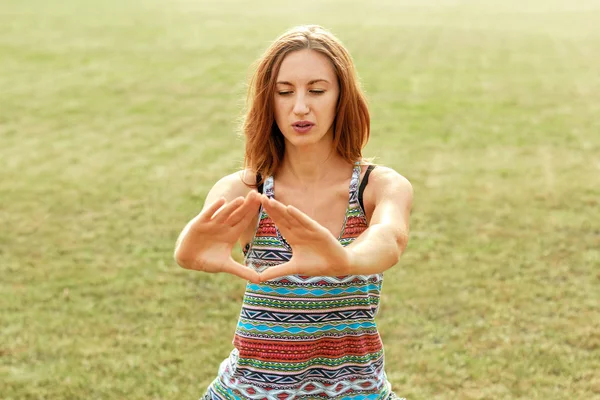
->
[205,164,393,399]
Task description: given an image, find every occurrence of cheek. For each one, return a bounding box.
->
[323,94,338,119]
[273,98,286,119]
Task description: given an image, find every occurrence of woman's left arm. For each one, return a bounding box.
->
[346,167,413,275]
[256,167,412,281]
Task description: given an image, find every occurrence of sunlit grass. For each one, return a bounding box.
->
[1,0,599,399]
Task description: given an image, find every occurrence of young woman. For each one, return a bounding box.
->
[175,25,413,400]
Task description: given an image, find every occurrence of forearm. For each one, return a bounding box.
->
[346,224,409,275]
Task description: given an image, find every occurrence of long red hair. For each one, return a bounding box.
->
[243,25,370,185]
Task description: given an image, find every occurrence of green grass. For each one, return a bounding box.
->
[2,0,599,399]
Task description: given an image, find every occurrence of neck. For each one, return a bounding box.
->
[278,139,349,185]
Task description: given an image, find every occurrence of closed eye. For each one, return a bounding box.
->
[277,90,324,96]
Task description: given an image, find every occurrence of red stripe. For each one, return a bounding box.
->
[256,218,278,237]
[234,334,383,362]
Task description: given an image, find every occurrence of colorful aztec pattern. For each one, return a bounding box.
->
[204,164,395,400]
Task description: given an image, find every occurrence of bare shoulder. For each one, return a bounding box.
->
[369,165,413,199]
[203,169,257,210]
[360,165,412,221]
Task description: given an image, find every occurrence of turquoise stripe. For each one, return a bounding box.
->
[208,378,244,400]
[246,283,381,296]
[237,321,375,333]
[340,395,385,400]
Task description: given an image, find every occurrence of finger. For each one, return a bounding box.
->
[237,203,262,231]
[221,258,261,283]
[226,191,261,226]
[259,195,288,214]
[259,260,299,282]
[198,197,226,222]
[261,197,293,229]
[212,197,245,223]
[267,197,294,224]
[287,205,319,232]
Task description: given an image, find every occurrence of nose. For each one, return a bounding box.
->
[293,94,309,116]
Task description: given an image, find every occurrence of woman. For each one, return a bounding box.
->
[175,25,413,400]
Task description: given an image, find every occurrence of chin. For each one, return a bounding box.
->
[283,131,329,148]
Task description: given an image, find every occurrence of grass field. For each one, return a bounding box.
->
[2,0,599,399]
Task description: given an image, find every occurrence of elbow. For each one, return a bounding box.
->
[389,246,401,266]
[381,238,401,269]
[392,228,409,263]
[397,234,409,255]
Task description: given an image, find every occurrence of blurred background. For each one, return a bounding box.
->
[1,0,599,399]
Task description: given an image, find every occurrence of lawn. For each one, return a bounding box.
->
[1,0,599,399]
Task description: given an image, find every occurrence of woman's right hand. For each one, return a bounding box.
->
[174,191,261,283]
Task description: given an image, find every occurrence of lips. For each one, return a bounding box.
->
[291,121,315,134]
[292,121,315,128]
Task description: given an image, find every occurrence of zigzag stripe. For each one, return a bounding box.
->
[236,321,376,334]
[246,249,291,262]
[240,304,378,315]
[233,328,379,341]
[239,308,375,323]
[236,357,384,384]
[263,274,383,285]
[246,283,380,296]
[244,291,380,301]
[242,295,379,309]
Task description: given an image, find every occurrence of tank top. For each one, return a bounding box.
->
[205,164,393,399]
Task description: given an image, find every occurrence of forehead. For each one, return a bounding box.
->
[276,49,337,83]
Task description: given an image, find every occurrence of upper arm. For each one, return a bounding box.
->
[366,166,413,240]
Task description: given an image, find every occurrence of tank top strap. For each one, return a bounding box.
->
[348,162,362,210]
[263,175,275,198]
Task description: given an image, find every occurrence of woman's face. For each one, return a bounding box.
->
[273,49,340,149]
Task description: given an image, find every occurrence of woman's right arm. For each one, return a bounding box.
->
[173,171,261,282]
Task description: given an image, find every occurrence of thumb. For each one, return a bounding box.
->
[259,260,299,282]
[221,258,260,283]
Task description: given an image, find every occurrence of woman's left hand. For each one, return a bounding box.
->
[258,195,352,282]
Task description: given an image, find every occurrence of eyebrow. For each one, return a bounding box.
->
[276,79,330,86]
